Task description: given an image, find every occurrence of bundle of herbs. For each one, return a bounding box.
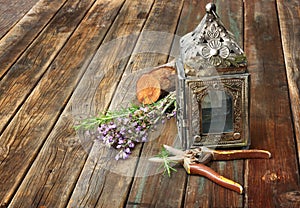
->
[75,92,176,160]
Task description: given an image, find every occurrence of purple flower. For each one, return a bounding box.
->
[98,124,111,136]
[115,150,129,160]
[135,126,142,132]
[97,125,105,133]
[132,122,138,127]
[115,153,121,160]
[125,148,131,154]
[142,106,149,112]
[104,138,113,147]
[141,123,147,128]
[141,136,147,142]
[108,122,117,129]
[128,142,135,148]
[107,135,113,142]
[120,127,126,135]
[123,153,129,159]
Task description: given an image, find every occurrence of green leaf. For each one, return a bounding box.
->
[156,146,177,177]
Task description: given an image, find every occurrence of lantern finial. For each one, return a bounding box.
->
[205,3,216,13]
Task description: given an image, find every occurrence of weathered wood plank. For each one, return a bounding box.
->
[66,0,160,207]
[126,120,187,208]
[277,0,300,167]
[6,0,154,207]
[0,0,94,134]
[168,0,205,59]
[0,0,123,207]
[119,0,189,207]
[170,1,245,207]
[68,0,184,207]
[124,0,197,207]
[0,1,298,207]
[244,0,299,207]
[0,0,40,38]
[122,0,246,207]
[0,0,67,78]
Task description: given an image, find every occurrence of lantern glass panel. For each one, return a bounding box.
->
[201,91,233,134]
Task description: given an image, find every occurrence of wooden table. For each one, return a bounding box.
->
[0,0,299,207]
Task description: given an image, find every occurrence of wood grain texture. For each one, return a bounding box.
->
[178,0,245,207]
[0,0,67,78]
[0,0,40,38]
[277,0,300,165]
[68,0,184,207]
[136,73,161,104]
[125,0,245,207]
[244,0,299,207]
[65,0,160,207]
[168,0,205,59]
[1,0,124,207]
[0,0,298,207]
[126,119,186,208]
[0,0,95,135]
[135,64,176,104]
[124,0,199,206]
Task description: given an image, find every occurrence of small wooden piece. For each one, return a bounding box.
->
[136,64,176,104]
[136,74,161,104]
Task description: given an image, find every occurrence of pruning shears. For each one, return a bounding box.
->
[149,145,271,194]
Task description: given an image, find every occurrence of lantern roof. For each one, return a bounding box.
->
[179,3,247,76]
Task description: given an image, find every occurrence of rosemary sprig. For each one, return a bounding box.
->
[74,106,139,131]
[156,146,177,177]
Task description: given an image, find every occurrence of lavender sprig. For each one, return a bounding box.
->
[75,92,176,160]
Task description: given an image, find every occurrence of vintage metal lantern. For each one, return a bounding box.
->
[176,3,249,149]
